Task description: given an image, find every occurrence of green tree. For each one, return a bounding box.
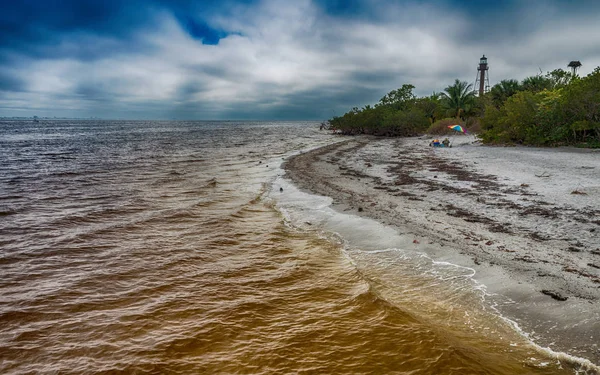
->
[546,68,575,89]
[414,92,442,124]
[480,91,539,144]
[481,89,568,145]
[441,79,475,119]
[490,79,521,107]
[376,84,416,110]
[521,75,553,93]
[559,67,600,143]
[382,108,429,136]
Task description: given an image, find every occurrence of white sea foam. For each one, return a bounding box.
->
[271,166,600,374]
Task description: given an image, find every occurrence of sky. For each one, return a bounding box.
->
[1,0,600,120]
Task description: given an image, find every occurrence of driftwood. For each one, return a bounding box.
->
[571,190,588,195]
[541,289,568,301]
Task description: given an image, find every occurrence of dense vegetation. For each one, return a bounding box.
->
[328,66,600,147]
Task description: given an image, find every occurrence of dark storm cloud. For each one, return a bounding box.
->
[167,84,384,121]
[0,1,143,51]
[0,0,243,59]
[268,86,385,120]
[350,71,407,88]
[75,82,115,102]
[455,0,600,44]
[0,71,26,92]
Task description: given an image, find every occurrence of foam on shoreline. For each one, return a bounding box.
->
[280,135,600,367]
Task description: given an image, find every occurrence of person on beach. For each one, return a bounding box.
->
[442,138,450,147]
[430,139,441,147]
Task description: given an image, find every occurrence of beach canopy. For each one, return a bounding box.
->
[448,125,467,133]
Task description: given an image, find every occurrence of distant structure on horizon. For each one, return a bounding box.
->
[474,55,490,96]
[568,60,582,76]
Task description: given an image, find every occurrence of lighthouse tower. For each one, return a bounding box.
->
[474,55,490,96]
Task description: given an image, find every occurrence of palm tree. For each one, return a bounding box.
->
[490,79,521,107]
[441,79,475,119]
[521,75,552,93]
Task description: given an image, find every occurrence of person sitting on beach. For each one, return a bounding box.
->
[442,138,450,147]
[430,139,441,147]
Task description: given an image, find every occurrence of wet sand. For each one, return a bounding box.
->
[284,135,600,365]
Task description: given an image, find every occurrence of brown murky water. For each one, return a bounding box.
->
[0,120,594,374]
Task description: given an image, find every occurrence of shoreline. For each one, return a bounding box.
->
[283,135,600,365]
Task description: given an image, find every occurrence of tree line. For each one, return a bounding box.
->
[327,65,600,147]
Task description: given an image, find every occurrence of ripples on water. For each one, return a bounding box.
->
[0,120,592,374]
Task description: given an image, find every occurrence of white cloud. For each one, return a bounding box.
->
[3,0,600,119]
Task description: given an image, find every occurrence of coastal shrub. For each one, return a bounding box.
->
[329,68,600,147]
[480,91,539,144]
[570,121,600,144]
[427,118,464,135]
[329,84,434,136]
[414,94,444,125]
[481,66,600,146]
[329,106,386,135]
[465,117,481,133]
[490,79,522,108]
[376,84,417,111]
[521,75,553,93]
[560,67,600,143]
[531,89,566,145]
[376,108,428,136]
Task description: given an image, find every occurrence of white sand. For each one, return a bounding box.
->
[284,135,600,364]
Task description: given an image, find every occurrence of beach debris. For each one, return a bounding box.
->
[571,190,587,195]
[280,187,283,192]
[541,290,568,301]
[588,263,600,269]
[535,172,551,178]
[305,221,312,226]
[358,207,363,212]
[563,267,600,283]
[485,240,493,245]
[206,178,217,187]
[520,183,530,187]
[413,239,420,244]
[529,232,549,241]
[513,256,538,263]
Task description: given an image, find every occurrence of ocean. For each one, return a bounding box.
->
[0,120,592,374]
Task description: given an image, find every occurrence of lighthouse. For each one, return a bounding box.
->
[474,55,490,96]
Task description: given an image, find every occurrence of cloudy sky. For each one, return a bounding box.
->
[2,0,600,120]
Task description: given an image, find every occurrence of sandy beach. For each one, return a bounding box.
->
[284,134,600,365]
